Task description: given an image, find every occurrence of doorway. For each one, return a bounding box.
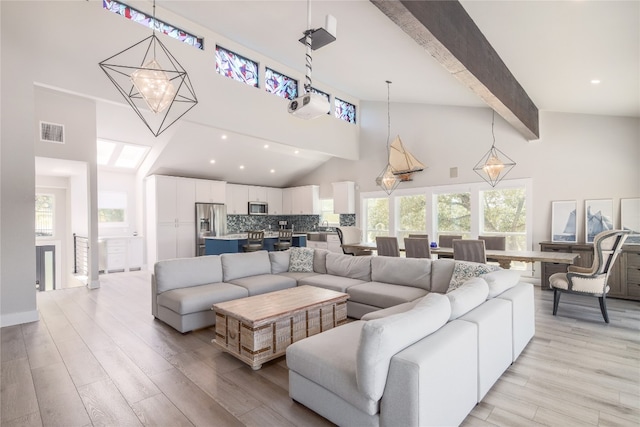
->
[35,245,56,291]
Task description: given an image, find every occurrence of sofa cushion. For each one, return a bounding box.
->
[371,257,432,290]
[356,293,451,401]
[154,255,224,294]
[446,277,490,320]
[289,247,315,272]
[157,282,248,315]
[448,261,500,292]
[482,269,521,298]
[277,271,320,282]
[313,249,329,274]
[269,250,290,274]
[286,321,379,415]
[430,259,456,294]
[227,274,296,296]
[326,253,372,282]
[221,251,271,281]
[348,282,429,309]
[360,299,420,321]
[298,274,366,293]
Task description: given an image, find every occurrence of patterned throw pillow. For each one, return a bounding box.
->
[288,247,315,272]
[447,261,500,293]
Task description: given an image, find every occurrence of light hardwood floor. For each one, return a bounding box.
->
[1,271,639,426]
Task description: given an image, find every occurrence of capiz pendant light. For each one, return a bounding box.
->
[376,80,400,195]
[99,0,197,137]
[473,110,516,187]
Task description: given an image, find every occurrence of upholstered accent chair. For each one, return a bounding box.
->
[453,239,487,264]
[273,229,293,251]
[479,235,506,264]
[242,230,264,252]
[336,227,373,256]
[408,234,429,240]
[550,230,628,323]
[376,236,400,257]
[404,237,431,259]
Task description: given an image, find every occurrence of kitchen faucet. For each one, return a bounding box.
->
[321,220,329,228]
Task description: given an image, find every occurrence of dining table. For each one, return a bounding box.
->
[341,242,579,270]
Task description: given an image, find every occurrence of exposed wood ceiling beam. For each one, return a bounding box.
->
[371,0,539,140]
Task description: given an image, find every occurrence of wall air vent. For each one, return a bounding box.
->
[40,121,65,144]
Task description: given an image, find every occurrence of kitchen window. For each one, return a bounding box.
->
[319,199,340,227]
[98,191,127,225]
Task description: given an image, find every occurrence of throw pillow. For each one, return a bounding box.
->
[447,261,500,293]
[288,247,315,272]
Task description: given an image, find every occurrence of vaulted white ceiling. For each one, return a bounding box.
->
[86,0,638,186]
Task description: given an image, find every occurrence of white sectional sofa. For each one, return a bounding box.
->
[151,248,535,425]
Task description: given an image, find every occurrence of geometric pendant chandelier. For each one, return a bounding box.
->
[99,1,197,137]
[375,80,400,195]
[473,110,516,187]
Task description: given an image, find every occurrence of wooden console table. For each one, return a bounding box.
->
[539,242,640,301]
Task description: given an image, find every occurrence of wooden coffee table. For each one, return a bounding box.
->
[212,285,349,369]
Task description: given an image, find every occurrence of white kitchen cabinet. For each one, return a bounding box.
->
[327,234,342,253]
[146,175,196,267]
[282,188,294,215]
[332,181,355,214]
[195,179,226,203]
[247,185,268,202]
[267,187,283,215]
[292,185,320,215]
[307,241,328,250]
[99,236,144,273]
[226,184,249,214]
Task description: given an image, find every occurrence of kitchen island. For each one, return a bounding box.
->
[204,233,307,255]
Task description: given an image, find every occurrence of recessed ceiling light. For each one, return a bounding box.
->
[591,79,601,85]
[270,169,275,173]
[294,150,300,154]
[264,144,269,149]
[239,165,245,169]
[221,134,228,140]
[209,159,216,164]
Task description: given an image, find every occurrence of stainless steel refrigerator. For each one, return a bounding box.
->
[195,203,227,256]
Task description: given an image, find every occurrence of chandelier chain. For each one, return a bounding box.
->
[386,80,392,154]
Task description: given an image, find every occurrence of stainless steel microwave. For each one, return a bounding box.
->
[248,201,268,215]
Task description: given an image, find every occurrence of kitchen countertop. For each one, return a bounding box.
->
[204,233,307,240]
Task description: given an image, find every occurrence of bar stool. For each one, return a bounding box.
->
[242,230,264,252]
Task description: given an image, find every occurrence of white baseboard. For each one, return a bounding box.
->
[1,309,39,327]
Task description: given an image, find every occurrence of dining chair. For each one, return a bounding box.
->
[550,230,628,323]
[375,236,400,257]
[273,229,293,251]
[437,234,462,259]
[408,234,429,240]
[479,236,506,250]
[452,239,487,263]
[479,235,506,264]
[336,227,373,256]
[242,230,264,252]
[404,238,431,259]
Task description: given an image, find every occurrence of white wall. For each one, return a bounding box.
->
[302,102,640,247]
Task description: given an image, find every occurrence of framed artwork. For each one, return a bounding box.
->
[621,198,640,244]
[551,201,577,242]
[585,199,614,243]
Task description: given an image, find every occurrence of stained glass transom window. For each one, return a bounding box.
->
[311,87,330,102]
[335,98,357,124]
[216,46,259,88]
[103,0,204,49]
[265,68,298,100]
[311,88,331,114]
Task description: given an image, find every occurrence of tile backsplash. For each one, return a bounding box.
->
[227,214,356,233]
